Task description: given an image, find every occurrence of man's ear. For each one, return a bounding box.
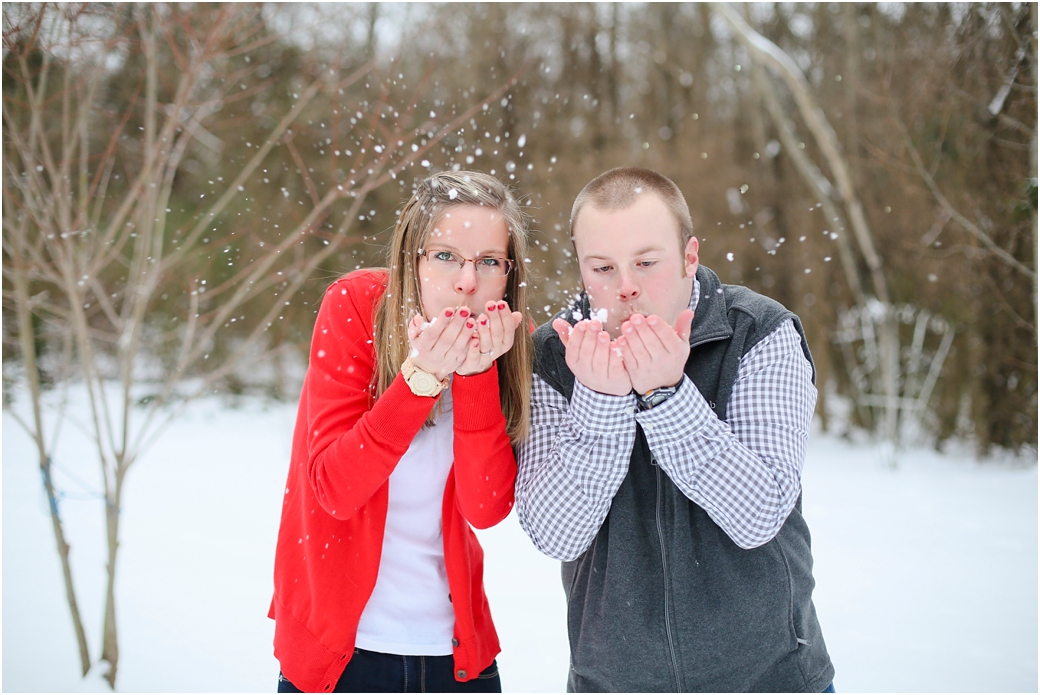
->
[684,236,700,278]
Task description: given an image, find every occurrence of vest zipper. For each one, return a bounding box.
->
[653,454,683,692]
[688,331,731,350]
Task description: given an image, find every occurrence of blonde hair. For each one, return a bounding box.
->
[373,171,532,444]
[570,167,694,249]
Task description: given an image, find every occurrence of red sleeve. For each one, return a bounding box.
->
[303,271,437,519]
[450,366,517,529]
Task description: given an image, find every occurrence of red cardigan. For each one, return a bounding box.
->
[270,269,516,692]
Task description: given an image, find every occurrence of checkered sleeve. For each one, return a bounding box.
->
[635,319,816,549]
[515,377,637,561]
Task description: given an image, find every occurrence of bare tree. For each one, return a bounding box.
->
[716,3,903,460]
[885,8,1037,341]
[2,4,524,687]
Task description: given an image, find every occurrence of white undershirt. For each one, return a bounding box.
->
[355,390,456,656]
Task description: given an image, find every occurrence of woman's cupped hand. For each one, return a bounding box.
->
[407,301,522,380]
[457,300,522,376]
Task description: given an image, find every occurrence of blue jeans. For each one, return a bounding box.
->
[277,648,501,693]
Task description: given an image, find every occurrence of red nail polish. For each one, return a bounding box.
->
[445,308,454,318]
[498,302,507,310]
[488,304,497,312]
[459,308,469,318]
[480,318,488,326]
[466,320,474,329]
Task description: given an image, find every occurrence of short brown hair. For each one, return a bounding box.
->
[570,167,694,248]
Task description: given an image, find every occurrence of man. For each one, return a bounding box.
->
[516,168,834,692]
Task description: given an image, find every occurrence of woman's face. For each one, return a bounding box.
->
[417,204,512,320]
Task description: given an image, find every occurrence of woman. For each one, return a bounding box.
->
[271,171,532,693]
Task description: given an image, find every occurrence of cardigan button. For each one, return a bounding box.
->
[451,638,459,648]
[457,670,467,679]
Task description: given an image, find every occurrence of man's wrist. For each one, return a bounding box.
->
[574,373,632,397]
[634,378,715,442]
[571,380,637,433]
[635,382,681,411]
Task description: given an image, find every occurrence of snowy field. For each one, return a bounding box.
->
[3,392,1036,693]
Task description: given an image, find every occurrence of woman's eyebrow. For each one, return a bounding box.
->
[423,242,461,251]
[424,242,509,256]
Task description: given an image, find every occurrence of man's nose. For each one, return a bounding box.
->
[617,271,639,301]
[454,261,479,294]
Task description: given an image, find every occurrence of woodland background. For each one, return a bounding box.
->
[2,3,1037,689]
[5,3,1036,450]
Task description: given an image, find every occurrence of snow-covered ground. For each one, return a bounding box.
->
[3,393,1036,692]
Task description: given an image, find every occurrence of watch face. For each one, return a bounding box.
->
[640,385,678,410]
[409,371,439,395]
[646,391,669,407]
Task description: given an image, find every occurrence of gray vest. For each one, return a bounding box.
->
[533,266,834,693]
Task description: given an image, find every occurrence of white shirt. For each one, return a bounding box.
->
[355,391,456,655]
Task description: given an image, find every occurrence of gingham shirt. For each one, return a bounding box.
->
[515,282,817,561]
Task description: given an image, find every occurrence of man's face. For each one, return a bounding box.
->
[572,193,699,338]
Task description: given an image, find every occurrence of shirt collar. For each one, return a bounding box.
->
[689,277,700,313]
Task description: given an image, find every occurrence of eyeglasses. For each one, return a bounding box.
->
[418,248,515,277]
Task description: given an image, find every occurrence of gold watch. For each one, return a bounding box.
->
[400,358,449,397]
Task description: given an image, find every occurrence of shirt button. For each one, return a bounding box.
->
[451,638,459,647]
[457,670,467,679]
